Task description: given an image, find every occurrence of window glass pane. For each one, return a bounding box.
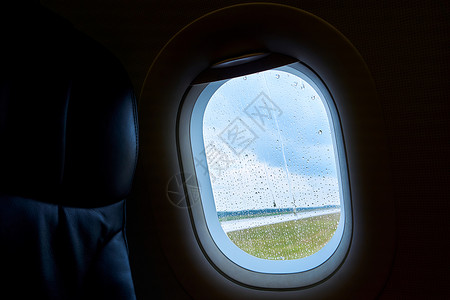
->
[198,65,342,261]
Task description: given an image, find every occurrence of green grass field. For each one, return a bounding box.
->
[226,213,340,260]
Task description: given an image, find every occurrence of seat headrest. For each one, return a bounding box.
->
[0,7,138,207]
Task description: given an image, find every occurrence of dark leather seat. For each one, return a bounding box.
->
[0,6,137,299]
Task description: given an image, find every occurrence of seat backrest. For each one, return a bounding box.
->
[0,6,138,299]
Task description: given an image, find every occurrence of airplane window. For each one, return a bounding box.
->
[189,62,347,273]
[140,3,391,292]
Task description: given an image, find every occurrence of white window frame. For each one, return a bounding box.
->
[178,61,352,287]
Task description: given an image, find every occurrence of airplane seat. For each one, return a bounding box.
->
[0,7,137,300]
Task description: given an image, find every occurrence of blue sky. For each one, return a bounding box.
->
[200,67,341,211]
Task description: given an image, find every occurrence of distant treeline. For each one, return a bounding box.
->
[217,205,340,222]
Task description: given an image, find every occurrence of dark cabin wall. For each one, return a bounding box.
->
[40,1,450,298]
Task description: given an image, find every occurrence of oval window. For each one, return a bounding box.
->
[188,62,348,274]
[139,3,394,295]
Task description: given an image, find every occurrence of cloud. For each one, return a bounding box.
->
[198,67,342,211]
[202,150,341,211]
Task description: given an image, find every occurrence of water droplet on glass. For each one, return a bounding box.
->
[275,74,280,79]
[318,130,322,135]
[311,95,316,100]
[243,76,247,80]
